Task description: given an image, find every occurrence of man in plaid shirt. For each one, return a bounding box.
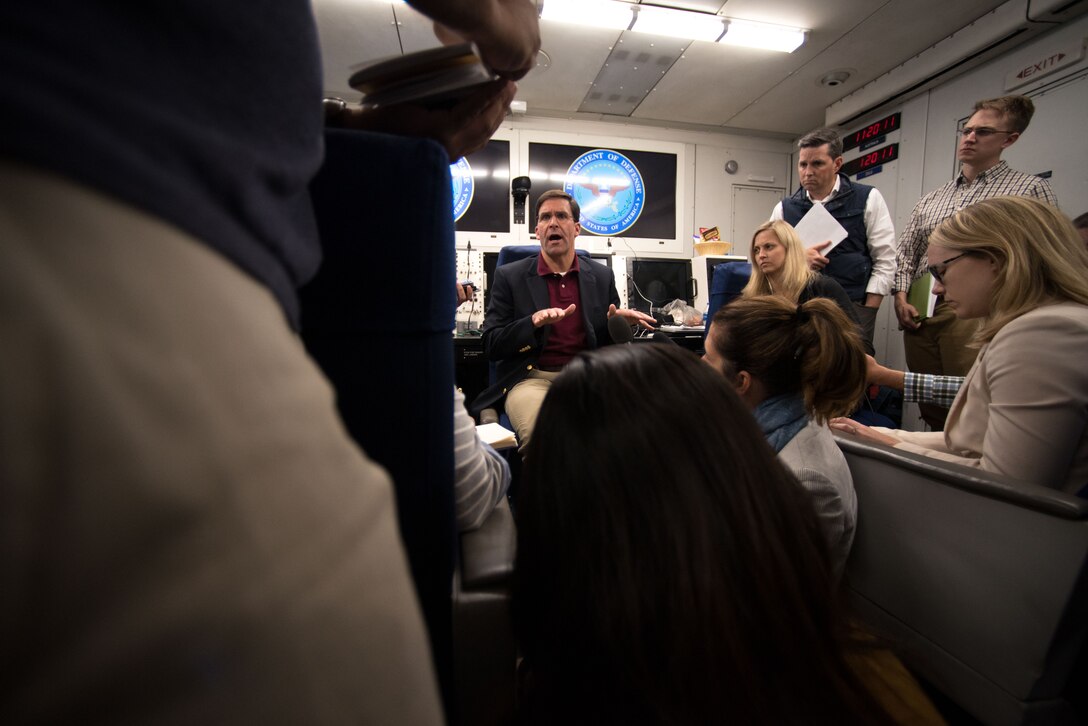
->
[891,94,1058,429]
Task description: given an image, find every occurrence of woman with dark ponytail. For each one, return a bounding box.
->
[704,295,866,577]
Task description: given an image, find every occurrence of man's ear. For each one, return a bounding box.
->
[832,156,844,173]
[1002,131,1021,149]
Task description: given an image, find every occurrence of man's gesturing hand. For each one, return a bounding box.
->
[532,304,576,328]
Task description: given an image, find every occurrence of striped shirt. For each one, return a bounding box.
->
[903,372,964,408]
[893,161,1057,293]
[453,387,510,532]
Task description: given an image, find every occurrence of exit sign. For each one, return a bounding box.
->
[1005,41,1085,90]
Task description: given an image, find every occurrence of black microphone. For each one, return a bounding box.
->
[651,331,677,345]
[512,176,531,224]
[608,314,635,344]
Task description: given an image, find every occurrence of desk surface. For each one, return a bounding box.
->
[657,324,705,333]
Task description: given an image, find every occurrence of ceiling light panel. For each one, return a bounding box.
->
[630,5,725,42]
[719,19,806,53]
[539,0,805,51]
[541,0,634,31]
[579,34,686,117]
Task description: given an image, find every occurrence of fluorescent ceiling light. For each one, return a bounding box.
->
[539,0,805,52]
[719,19,806,53]
[540,0,633,31]
[630,5,725,42]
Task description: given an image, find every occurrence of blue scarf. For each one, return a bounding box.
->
[753,393,809,453]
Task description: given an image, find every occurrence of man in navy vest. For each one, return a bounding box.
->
[771,128,896,354]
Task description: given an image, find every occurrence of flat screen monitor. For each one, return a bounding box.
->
[527,142,677,239]
[626,258,693,316]
[453,139,510,234]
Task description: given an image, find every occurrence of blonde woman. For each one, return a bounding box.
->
[833,196,1088,494]
[744,220,872,354]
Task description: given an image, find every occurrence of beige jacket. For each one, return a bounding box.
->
[892,302,1088,494]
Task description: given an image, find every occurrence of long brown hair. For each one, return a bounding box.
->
[514,344,891,725]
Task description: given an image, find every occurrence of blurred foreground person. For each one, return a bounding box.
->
[0,0,538,721]
[514,344,943,725]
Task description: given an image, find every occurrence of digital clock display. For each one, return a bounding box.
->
[842,143,899,177]
[842,112,901,152]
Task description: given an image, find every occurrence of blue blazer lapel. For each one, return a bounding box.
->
[578,260,602,348]
[525,260,549,313]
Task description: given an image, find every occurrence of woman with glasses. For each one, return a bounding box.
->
[832,196,1088,494]
[743,220,873,354]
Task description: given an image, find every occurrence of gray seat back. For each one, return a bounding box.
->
[837,434,1088,725]
[453,498,517,726]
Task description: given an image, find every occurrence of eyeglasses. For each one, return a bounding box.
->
[926,252,970,283]
[957,126,1014,138]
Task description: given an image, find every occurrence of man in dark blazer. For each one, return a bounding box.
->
[476,189,653,448]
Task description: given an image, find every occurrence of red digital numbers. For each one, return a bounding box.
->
[842,143,899,177]
[859,145,896,169]
[842,112,901,152]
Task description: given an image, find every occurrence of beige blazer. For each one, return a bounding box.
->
[893,302,1088,494]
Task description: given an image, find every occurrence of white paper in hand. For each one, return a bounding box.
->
[793,203,848,255]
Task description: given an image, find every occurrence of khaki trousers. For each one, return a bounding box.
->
[0,162,442,724]
[504,368,564,451]
[903,301,980,430]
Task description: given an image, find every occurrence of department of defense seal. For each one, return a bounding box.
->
[450,157,474,221]
[563,149,645,235]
